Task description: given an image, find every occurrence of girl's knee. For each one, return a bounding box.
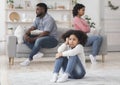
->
[75,71,86,79]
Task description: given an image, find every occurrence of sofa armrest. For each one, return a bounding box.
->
[93,28,108,55]
[99,33,108,55]
[7,35,17,58]
[88,28,108,55]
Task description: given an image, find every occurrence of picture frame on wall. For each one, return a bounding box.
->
[24,1,32,9]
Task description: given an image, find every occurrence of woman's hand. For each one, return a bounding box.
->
[55,52,62,58]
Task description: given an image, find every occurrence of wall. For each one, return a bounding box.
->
[0,0,6,40]
[102,0,120,51]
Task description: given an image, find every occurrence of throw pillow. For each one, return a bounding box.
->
[30,30,43,35]
[14,25,25,44]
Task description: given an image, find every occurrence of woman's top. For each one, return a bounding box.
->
[73,16,90,33]
[58,43,86,69]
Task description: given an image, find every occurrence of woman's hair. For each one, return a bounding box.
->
[72,3,85,17]
[62,30,88,46]
[36,3,48,13]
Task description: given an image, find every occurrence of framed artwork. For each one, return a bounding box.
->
[24,1,32,9]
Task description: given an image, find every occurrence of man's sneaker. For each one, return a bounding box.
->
[57,73,68,83]
[50,73,58,83]
[20,59,31,66]
[89,55,97,64]
[33,52,44,59]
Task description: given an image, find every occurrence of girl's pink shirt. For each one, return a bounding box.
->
[73,16,90,33]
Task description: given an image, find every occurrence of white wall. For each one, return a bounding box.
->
[103,0,120,51]
[0,0,6,40]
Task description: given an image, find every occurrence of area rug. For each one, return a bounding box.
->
[9,70,120,85]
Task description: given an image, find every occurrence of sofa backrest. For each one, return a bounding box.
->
[57,27,73,43]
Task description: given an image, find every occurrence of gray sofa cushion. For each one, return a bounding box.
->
[16,43,62,54]
[17,44,31,54]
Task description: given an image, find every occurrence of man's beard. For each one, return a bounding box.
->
[36,13,43,17]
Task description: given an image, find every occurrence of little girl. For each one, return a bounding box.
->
[50,30,88,83]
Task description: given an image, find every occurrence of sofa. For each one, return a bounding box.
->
[7,27,107,65]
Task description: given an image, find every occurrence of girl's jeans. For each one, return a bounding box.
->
[24,36,58,60]
[53,55,86,79]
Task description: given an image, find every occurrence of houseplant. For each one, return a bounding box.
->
[8,27,14,35]
[84,15,95,28]
[84,15,97,35]
[7,0,14,9]
[72,0,77,6]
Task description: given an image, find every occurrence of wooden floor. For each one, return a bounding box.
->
[1,52,120,85]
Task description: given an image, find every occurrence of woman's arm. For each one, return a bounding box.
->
[73,17,90,33]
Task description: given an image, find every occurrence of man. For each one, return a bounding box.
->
[20,3,58,66]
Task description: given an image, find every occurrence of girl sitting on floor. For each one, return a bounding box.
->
[50,30,88,83]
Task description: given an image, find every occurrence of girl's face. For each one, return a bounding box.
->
[78,7,85,16]
[68,34,79,48]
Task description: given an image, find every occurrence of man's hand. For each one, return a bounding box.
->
[24,34,30,42]
[55,52,62,58]
[23,34,35,43]
[28,38,36,43]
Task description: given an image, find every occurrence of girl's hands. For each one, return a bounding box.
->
[55,53,62,58]
[65,38,69,45]
[55,38,68,59]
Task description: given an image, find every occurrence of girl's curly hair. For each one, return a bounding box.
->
[72,3,85,17]
[62,30,88,46]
